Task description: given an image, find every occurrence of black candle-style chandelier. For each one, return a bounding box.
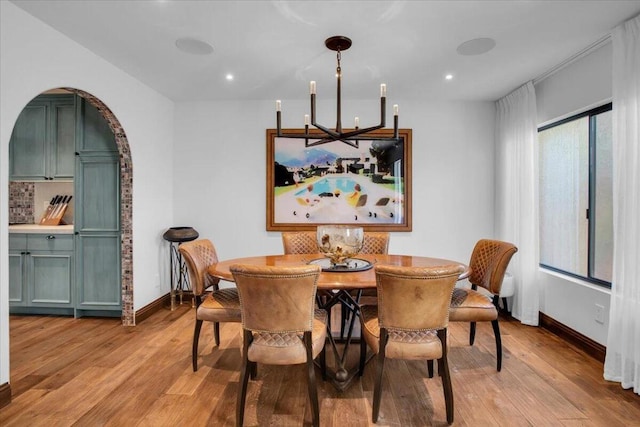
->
[276,35,399,148]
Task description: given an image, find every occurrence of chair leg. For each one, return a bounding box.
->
[502,297,509,314]
[438,329,454,425]
[359,333,367,376]
[372,329,388,423]
[492,319,503,371]
[469,321,477,345]
[192,319,203,372]
[213,322,220,346]
[304,332,320,427]
[250,361,257,380]
[320,341,327,381]
[237,330,252,427]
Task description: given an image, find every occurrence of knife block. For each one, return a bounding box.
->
[40,205,68,225]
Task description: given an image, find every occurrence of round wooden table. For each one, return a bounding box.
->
[208,253,470,391]
[208,253,470,289]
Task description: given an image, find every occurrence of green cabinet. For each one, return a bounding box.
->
[8,94,121,317]
[9,233,74,312]
[9,95,76,181]
[74,97,121,316]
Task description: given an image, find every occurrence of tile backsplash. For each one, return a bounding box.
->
[9,182,35,224]
[9,181,74,225]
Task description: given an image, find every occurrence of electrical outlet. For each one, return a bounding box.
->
[595,304,605,324]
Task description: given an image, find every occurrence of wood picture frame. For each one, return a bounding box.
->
[266,128,412,231]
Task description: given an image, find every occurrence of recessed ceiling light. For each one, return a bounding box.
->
[226,74,234,81]
[456,37,496,56]
[445,74,454,80]
[175,37,214,55]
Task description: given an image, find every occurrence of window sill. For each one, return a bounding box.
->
[538,267,611,295]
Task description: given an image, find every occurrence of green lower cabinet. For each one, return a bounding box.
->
[29,252,73,306]
[8,251,26,306]
[9,234,74,313]
[75,234,121,313]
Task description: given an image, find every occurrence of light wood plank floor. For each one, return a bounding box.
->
[2,305,638,426]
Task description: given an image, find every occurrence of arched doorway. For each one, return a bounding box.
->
[9,87,134,325]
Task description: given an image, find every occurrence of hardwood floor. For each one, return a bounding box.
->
[2,305,638,426]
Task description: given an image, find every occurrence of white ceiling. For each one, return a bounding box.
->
[10,0,640,103]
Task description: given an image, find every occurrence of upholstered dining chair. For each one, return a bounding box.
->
[178,239,241,372]
[281,230,390,255]
[359,264,465,425]
[448,239,518,371]
[281,230,319,254]
[230,264,326,427]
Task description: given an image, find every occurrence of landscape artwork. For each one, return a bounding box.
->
[266,129,412,231]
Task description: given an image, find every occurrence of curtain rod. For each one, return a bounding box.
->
[533,34,612,85]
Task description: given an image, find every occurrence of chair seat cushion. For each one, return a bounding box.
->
[247,309,327,365]
[360,306,443,360]
[448,288,498,322]
[196,288,242,323]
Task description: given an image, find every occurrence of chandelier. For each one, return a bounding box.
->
[276,35,399,148]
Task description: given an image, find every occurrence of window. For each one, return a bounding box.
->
[538,103,612,287]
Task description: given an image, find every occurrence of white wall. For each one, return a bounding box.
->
[0,2,175,385]
[534,41,613,345]
[172,98,496,276]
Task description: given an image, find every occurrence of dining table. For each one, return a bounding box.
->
[208,253,470,391]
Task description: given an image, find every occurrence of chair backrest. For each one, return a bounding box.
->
[376,264,464,331]
[178,239,220,296]
[361,232,390,254]
[230,264,321,333]
[468,239,518,295]
[282,231,319,254]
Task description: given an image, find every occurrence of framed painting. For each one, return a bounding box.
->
[266,128,412,231]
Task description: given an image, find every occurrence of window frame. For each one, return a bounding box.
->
[538,102,612,288]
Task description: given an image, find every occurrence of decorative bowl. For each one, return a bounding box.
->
[316,225,364,267]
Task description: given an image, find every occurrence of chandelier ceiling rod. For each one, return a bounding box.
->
[276,35,399,148]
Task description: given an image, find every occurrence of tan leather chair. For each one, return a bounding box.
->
[361,231,390,255]
[360,264,464,425]
[449,239,518,371]
[281,230,390,255]
[281,231,319,254]
[179,239,241,372]
[231,264,326,427]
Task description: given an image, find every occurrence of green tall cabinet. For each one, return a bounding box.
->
[74,98,121,317]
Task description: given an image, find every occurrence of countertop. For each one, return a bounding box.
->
[9,224,74,234]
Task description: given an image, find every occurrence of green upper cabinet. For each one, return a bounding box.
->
[9,94,76,181]
[76,98,118,154]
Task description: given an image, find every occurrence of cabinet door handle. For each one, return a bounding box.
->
[46,235,56,240]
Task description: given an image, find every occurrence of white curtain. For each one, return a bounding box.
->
[495,81,540,326]
[604,14,640,395]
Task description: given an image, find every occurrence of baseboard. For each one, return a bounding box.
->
[135,293,171,324]
[539,312,606,363]
[0,382,11,409]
